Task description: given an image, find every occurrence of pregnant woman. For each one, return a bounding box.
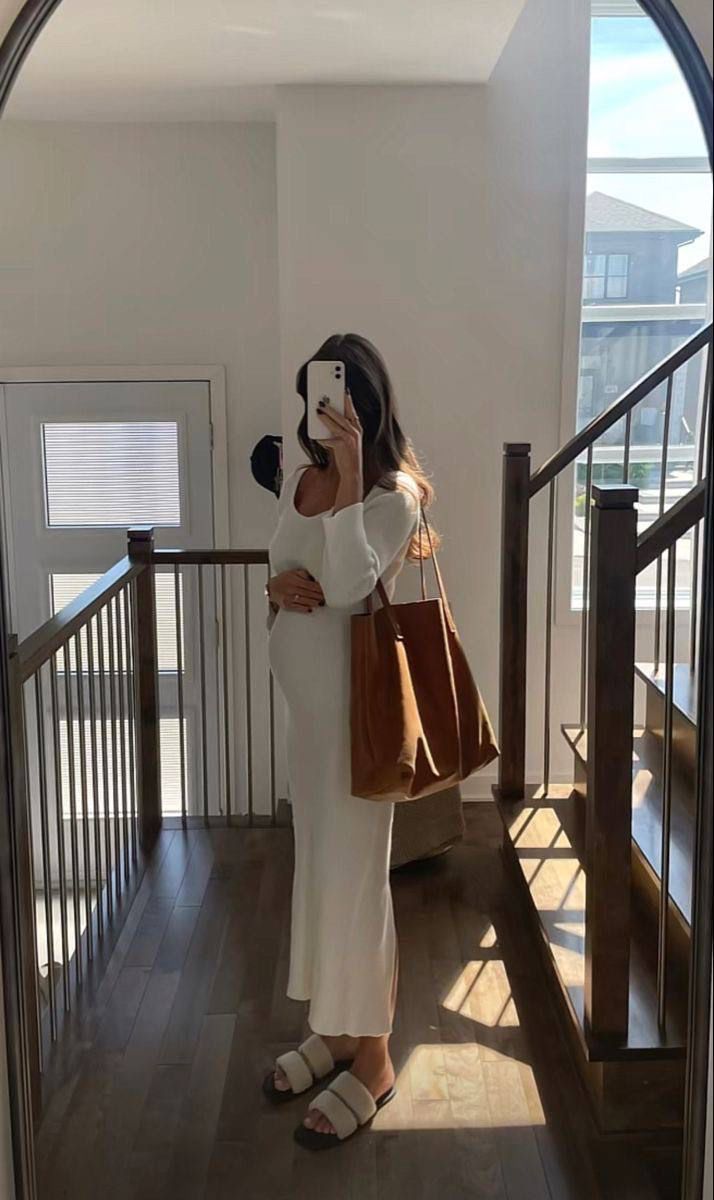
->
[264,333,434,1150]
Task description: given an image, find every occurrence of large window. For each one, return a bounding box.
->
[571,1,711,609]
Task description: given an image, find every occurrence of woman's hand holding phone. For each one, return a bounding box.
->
[268,568,325,613]
[318,390,363,513]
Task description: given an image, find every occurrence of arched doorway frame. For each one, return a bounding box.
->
[0,3,711,1197]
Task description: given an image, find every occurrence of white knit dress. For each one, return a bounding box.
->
[268,466,419,1037]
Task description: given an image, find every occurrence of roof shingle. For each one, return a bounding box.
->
[586,191,702,239]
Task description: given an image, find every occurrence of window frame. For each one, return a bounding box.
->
[555,13,712,632]
[583,250,631,301]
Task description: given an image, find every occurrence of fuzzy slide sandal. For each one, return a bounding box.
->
[262,1034,350,1105]
[294,1070,396,1151]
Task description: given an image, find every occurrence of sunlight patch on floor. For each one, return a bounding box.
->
[511,808,586,989]
[373,1043,546,1131]
[373,941,548,1133]
[441,959,519,1027]
[34,886,98,967]
[479,923,498,948]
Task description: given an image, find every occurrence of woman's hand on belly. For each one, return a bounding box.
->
[268,568,325,614]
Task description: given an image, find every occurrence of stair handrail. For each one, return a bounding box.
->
[499,323,712,800]
[636,479,706,575]
[530,322,712,497]
[16,556,142,681]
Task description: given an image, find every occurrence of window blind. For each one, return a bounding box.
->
[43,421,181,528]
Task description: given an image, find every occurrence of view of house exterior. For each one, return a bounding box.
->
[678,255,711,303]
[579,191,706,449]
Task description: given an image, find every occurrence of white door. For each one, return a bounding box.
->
[2,379,218,819]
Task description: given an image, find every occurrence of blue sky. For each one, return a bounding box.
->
[587,16,710,270]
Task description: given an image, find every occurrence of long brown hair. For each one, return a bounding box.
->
[296,333,437,560]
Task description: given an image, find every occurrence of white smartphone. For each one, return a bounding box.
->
[306,360,346,441]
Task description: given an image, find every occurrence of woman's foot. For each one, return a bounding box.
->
[273,1033,359,1092]
[303,1040,395,1135]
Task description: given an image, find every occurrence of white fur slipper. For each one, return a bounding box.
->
[294,1070,396,1150]
[262,1034,350,1105]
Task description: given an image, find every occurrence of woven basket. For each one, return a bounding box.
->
[389,785,464,870]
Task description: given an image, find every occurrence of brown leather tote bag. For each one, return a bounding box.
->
[350,509,499,801]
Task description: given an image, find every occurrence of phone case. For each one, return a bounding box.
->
[307,360,346,441]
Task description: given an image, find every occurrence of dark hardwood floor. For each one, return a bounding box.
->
[34,806,681,1200]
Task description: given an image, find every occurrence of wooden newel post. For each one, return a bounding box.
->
[585,483,638,1043]
[127,527,161,849]
[498,443,531,800]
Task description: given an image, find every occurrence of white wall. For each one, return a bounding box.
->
[276,0,590,788]
[0,114,280,1200]
[674,0,713,71]
[0,120,282,547]
[0,0,22,44]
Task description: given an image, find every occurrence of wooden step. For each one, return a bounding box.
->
[636,661,697,726]
[562,723,693,930]
[494,790,687,1131]
[636,661,697,787]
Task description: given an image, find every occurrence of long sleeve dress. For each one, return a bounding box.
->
[268,466,419,1037]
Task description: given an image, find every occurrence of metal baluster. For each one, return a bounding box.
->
[623,409,632,483]
[115,594,129,882]
[96,607,113,919]
[63,641,82,983]
[268,669,277,826]
[244,565,254,826]
[198,565,209,824]
[213,567,222,823]
[579,447,593,730]
[74,631,94,961]
[86,617,103,937]
[653,374,674,671]
[220,564,233,824]
[657,543,677,1033]
[122,585,138,861]
[130,577,142,849]
[689,345,711,671]
[268,566,277,826]
[49,654,71,1011]
[19,681,44,1070]
[174,565,187,826]
[34,668,57,1040]
[542,482,556,795]
[106,598,122,895]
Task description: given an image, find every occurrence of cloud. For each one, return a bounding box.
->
[589,47,673,91]
[589,78,706,157]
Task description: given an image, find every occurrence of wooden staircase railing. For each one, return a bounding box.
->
[8,531,275,1126]
[498,320,712,807]
[8,552,145,1119]
[581,480,706,1042]
[583,483,638,1041]
[496,318,712,1111]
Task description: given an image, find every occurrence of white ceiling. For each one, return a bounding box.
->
[6,0,527,122]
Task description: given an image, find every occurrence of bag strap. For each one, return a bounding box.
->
[418,503,427,601]
[367,497,455,633]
